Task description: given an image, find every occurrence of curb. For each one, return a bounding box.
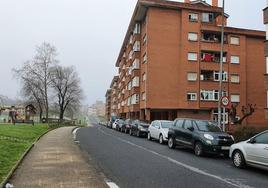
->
[0,128,53,188]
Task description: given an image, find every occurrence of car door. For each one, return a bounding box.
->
[174,119,185,145]
[149,121,157,139]
[245,132,268,165]
[180,120,194,147]
[153,121,161,139]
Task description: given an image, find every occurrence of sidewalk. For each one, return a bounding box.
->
[8,127,108,188]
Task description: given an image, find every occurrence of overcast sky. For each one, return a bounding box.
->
[0,0,266,105]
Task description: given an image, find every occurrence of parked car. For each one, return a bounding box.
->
[229,130,268,170]
[168,118,234,156]
[122,119,133,133]
[107,120,113,128]
[148,120,173,144]
[112,119,122,129]
[129,120,150,137]
[115,119,126,131]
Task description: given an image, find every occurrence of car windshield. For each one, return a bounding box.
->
[195,120,222,132]
[161,121,173,128]
[138,121,149,127]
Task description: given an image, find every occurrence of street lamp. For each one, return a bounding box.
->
[218,0,225,131]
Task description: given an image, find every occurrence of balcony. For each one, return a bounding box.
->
[130,87,140,95]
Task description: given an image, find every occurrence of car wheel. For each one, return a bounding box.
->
[125,129,128,134]
[129,129,132,136]
[232,150,246,169]
[147,133,152,140]
[168,137,176,149]
[159,134,164,145]
[137,131,140,137]
[194,142,204,157]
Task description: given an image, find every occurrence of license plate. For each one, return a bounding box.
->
[221,146,230,150]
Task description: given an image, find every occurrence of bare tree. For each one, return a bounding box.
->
[230,103,256,125]
[13,42,58,121]
[51,65,83,121]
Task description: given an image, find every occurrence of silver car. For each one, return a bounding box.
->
[229,130,268,170]
[147,120,173,144]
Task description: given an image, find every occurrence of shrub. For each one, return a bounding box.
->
[232,126,266,143]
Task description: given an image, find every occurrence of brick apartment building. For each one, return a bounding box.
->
[106,0,268,129]
[105,89,112,120]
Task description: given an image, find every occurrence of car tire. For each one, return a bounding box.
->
[194,142,204,157]
[129,129,132,136]
[232,150,246,169]
[168,137,176,149]
[137,131,140,137]
[147,132,152,140]
[125,129,128,134]
[159,134,164,145]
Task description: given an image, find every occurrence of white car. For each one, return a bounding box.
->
[147,120,173,144]
[112,119,120,129]
[229,130,268,170]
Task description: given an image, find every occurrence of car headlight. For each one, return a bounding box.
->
[138,125,143,130]
[204,134,214,140]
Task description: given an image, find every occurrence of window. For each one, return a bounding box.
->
[213,71,228,82]
[231,56,240,64]
[187,73,198,81]
[133,41,140,52]
[128,50,133,60]
[266,24,268,40]
[143,34,147,44]
[230,74,240,83]
[127,82,132,90]
[175,119,184,128]
[143,53,147,63]
[127,97,131,106]
[131,94,139,104]
[266,57,268,74]
[184,120,193,130]
[133,59,140,69]
[132,77,139,87]
[189,13,198,22]
[231,94,240,103]
[200,90,226,101]
[188,33,198,41]
[142,73,146,81]
[254,132,268,144]
[230,37,240,45]
[188,52,198,61]
[187,93,197,101]
[142,92,146,100]
[213,109,228,124]
[202,13,214,23]
[133,23,141,34]
[129,35,133,45]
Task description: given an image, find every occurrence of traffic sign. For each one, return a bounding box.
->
[221,96,229,107]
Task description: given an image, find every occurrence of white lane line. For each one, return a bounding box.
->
[106,182,120,188]
[98,127,253,188]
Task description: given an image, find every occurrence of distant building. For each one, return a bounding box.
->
[264,0,268,120]
[89,101,105,117]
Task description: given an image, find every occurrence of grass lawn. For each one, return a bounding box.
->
[0,124,50,183]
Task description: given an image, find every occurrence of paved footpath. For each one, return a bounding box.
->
[9,127,108,188]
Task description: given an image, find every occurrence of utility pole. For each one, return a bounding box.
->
[218,0,225,131]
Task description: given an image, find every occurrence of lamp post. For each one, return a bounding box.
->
[218,0,225,131]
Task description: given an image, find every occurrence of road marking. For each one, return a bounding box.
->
[97,127,253,188]
[106,182,120,188]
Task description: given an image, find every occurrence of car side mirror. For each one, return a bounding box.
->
[248,138,256,144]
[188,127,194,132]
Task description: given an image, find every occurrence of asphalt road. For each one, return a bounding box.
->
[76,118,268,188]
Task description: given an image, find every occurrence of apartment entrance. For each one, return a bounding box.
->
[150,110,177,121]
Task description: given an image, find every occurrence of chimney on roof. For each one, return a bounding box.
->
[184,0,190,3]
[212,0,218,7]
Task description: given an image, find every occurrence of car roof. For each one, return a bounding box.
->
[174,118,212,121]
